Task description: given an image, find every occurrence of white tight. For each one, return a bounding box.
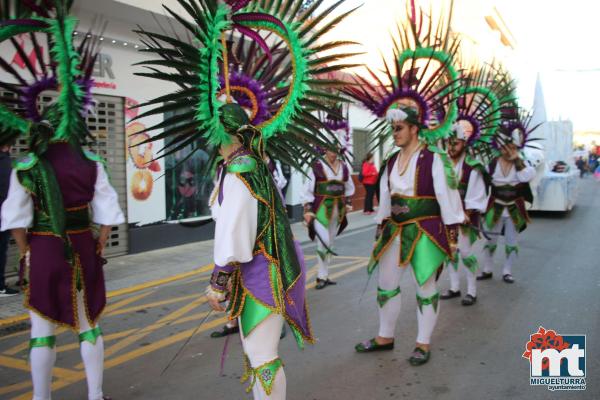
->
[481,216,519,276]
[447,232,478,297]
[314,218,337,280]
[30,291,104,400]
[240,314,286,400]
[377,238,440,344]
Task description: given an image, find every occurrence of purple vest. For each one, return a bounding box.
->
[26,143,106,329]
[387,148,451,255]
[311,159,349,212]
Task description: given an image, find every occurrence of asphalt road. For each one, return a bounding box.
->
[1,179,599,400]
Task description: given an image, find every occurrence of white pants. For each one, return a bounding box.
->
[377,238,440,344]
[447,231,479,297]
[30,291,104,400]
[481,216,519,276]
[240,314,286,400]
[314,216,338,280]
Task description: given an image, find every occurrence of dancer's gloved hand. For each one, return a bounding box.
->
[206,286,227,312]
[345,198,353,212]
[303,203,315,225]
[303,212,315,225]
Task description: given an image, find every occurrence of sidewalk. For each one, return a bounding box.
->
[0,210,377,328]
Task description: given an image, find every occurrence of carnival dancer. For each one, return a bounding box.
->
[478,111,538,284]
[0,3,123,398]
[205,104,313,399]
[344,6,465,365]
[440,123,488,305]
[440,67,506,305]
[210,152,288,339]
[301,144,355,290]
[353,106,464,365]
[134,0,355,397]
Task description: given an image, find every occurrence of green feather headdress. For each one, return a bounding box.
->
[0,0,99,148]
[343,4,462,149]
[133,0,359,172]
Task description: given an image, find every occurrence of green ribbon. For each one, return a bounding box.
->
[244,357,284,395]
[505,245,519,257]
[79,326,103,345]
[484,243,497,254]
[462,255,479,274]
[416,292,440,314]
[30,336,56,350]
[377,286,401,307]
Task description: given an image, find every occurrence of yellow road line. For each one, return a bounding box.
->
[91,296,208,365]
[0,381,31,397]
[0,264,213,328]
[3,257,368,398]
[0,355,78,379]
[105,291,155,313]
[2,291,154,349]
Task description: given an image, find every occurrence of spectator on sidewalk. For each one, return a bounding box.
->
[575,157,586,178]
[0,139,18,296]
[361,152,378,214]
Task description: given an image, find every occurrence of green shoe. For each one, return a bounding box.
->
[355,338,394,353]
[408,347,430,366]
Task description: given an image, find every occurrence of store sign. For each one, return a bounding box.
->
[7,35,117,89]
[92,53,116,79]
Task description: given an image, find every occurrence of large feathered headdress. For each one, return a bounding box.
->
[343,4,461,147]
[0,0,100,148]
[449,64,509,161]
[133,0,359,171]
[495,108,543,151]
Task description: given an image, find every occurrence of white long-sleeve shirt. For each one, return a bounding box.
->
[271,159,287,192]
[491,159,536,217]
[210,172,258,266]
[1,163,125,231]
[375,148,465,225]
[300,159,355,205]
[454,155,488,213]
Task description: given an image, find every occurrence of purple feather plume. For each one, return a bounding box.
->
[372,88,431,125]
[0,19,49,28]
[233,25,273,64]
[219,72,271,125]
[232,12,288,34]
[225,0,251,13]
